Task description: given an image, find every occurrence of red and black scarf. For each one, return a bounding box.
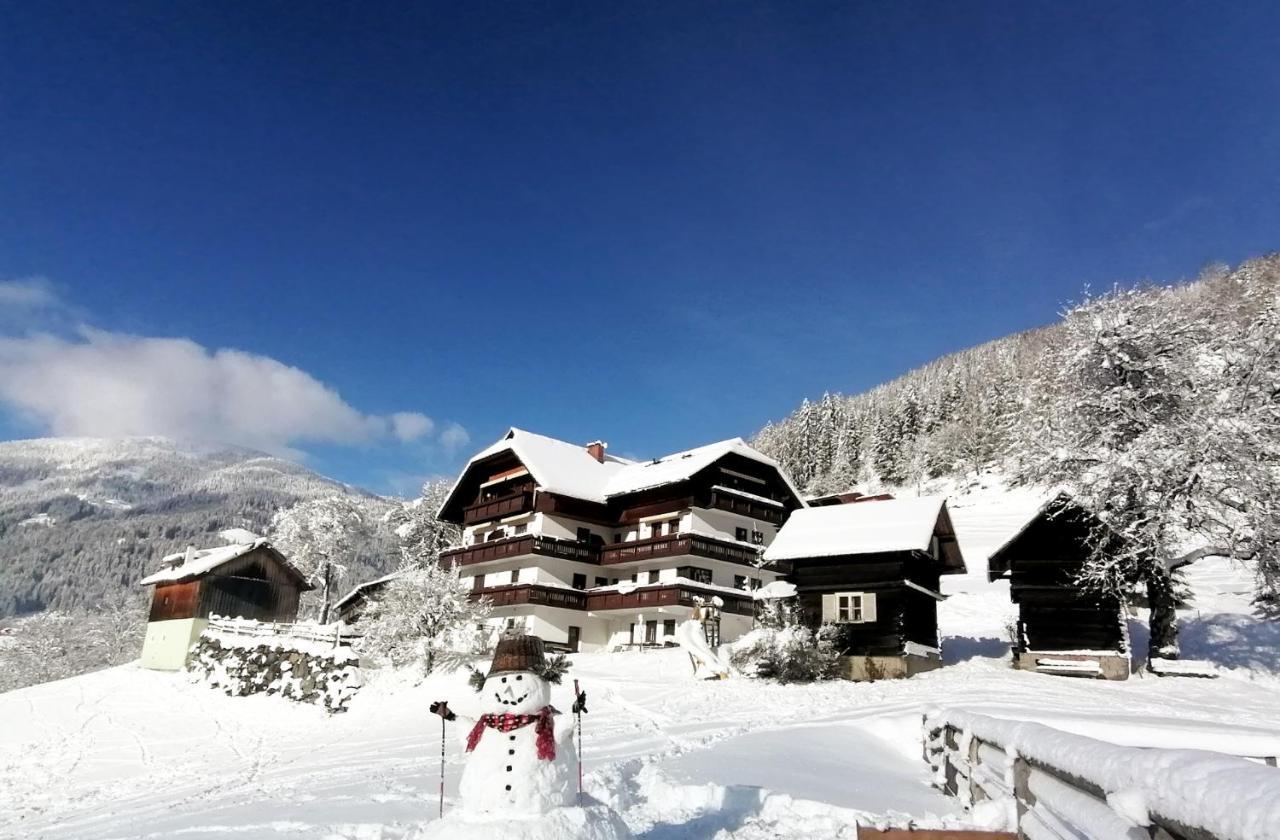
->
[465,707,557,760]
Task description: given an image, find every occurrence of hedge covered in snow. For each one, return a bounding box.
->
[187,624,362,713]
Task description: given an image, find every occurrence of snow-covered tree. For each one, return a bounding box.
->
[355,562,492,674]
[388,479,461,568]
[270,496,372,624]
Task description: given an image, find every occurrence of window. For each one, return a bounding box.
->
[663,619,676,638]
[650,522,666,538]
[648,570,659,584]
[751,530,764,545]
[822,592,877,624]
[678,566,712,585]
[594,576,608,588]
[509,569,519,585]
[630,573,637,582]
[614,533,622,543]
[514,523,528,535]
[667,520,680,535]
[751,577,762,590]
[735,527,748,542]
[577,527,592,543]
[733,574,747,590]
[572,573,587,590]
[645,620,657,644]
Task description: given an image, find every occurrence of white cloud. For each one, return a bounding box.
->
[0,280,469,458]
[0,278,59,309]
[440,422,470,451]
[390,411,434,442]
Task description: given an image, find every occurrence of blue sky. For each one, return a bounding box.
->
[1,1,1277,495]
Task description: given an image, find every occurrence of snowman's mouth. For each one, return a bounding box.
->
[495,691,530,708]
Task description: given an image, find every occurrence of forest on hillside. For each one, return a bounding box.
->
[754,254,1280,619]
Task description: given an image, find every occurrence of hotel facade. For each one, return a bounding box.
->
[436,429,806,651]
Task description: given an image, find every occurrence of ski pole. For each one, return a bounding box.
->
[439,713,446,817]
[573,678,583,796]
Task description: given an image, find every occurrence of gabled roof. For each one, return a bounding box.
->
[138,539,309,587]
[438,428,804,518]
[763,496,966,573]
[984,492,1117,581]
[604,437,803,500]
[333,569,406,612]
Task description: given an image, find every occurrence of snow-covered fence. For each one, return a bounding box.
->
[206,615,355,648]
[188,617,362,712]
[925,710,1280,840]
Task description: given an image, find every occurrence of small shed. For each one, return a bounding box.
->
[138,539,310,670]
[764,496,965,680]
[334,570,405,625]
[987,494,1129,680]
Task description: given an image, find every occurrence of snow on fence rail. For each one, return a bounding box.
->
[206,615,355,648]
[924,709,1280,840]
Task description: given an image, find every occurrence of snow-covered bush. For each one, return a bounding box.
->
[728,625,840,683]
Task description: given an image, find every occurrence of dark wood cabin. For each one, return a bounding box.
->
[144,541,310,624]
[334,571,403,624]
[764,497,965,680]
[987,495,1129,679]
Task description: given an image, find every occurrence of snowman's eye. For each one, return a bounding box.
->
[501,677,507,683]
[516,675,523,681]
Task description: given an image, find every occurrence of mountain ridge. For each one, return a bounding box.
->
[0,436,393,617]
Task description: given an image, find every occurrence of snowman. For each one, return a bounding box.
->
[416,634,632,840]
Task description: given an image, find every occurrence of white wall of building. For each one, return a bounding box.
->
[140,617,208,671]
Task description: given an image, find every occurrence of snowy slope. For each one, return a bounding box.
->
[2,479,1276,840]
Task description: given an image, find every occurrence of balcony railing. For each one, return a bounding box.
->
[470,582,755,616]
[471,583,587,610]
[707,489,786,525]
[462,490,535,525]
[440,534,600,568]
[599,532,763,567]
[585,584,755,616]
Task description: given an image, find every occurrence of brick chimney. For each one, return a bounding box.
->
[586,440,607,463]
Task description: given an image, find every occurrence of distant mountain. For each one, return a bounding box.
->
[0,437,396,617]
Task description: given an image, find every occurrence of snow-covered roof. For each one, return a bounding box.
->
[763,497,963,571]
[604,438,801,501]
[333,570,407,611]
[440,428,803,515]
[451,428,633,505]
[138,539,304,586]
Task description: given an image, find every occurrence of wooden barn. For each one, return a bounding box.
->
[987,494,1130,680]
[138,539,310,670]
[764,496,965,680]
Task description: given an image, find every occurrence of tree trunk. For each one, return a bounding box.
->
[1145,567,1179,664]
[320,564,331,625]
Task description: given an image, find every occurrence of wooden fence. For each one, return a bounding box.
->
[925,710,1280,840]
[206,615,355,648]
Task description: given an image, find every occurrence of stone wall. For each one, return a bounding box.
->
[186,630,363,713]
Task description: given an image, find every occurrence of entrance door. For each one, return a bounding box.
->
[567,626,581,653]
[645,620,657,644]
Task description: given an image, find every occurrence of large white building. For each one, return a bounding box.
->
[437,429,807,651]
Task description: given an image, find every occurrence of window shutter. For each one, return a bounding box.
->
[863,592,878,623]
[821,593,838,622]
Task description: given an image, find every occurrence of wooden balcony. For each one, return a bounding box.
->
[462,490,534,525]
[599,532,763,567]
[585,584,755,616]
[440,534,600,568]
[707,489,786,525]
[471,583,587,611]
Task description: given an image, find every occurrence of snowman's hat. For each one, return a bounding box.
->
[488,633,547,677]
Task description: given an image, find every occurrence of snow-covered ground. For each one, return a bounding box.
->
[3,481,1277,840]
